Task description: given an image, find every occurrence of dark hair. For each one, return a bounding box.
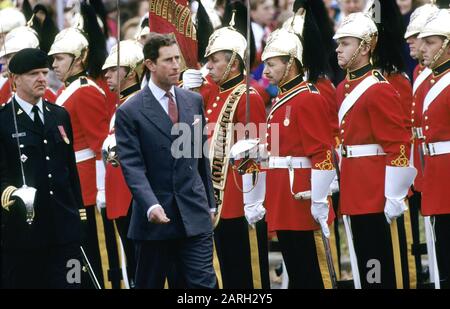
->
[143,33,177,62]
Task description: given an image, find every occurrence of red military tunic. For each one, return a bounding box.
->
[265,75,336,231]
[104,84,140,220]
[410,66,432,192]
[55,73,109,206]
[385,72,413,122]
[316,77,339,146]
[421,60,450,215]
[0,78,57,105]
[337,64,411,215]
[202,74,266,219]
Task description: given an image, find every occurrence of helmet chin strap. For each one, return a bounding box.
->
[344,40,365,71]
[429,38,449,70]
[219,51,237,85]
[279,55,294,87]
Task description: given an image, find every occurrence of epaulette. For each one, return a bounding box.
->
[79,77,89,86]
[372,70,387,82]
[306,82,320,94]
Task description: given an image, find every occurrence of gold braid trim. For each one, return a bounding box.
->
[314,151,334,170]
[1,186,17,211]
[391,145,409,167]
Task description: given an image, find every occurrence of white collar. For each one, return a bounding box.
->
[14,94,44,116]
[148,77,176,101]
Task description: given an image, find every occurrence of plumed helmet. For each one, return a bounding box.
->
[204,12,247,61]
[418,9,450,39]
[405,4,439,39]
[48,27,88,58]
[0,8,26,34]
[0,26,39,58]
[102,40,144,78]
[333,12,378,47]
[261,28,303,64]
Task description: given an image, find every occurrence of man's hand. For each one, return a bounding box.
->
[244,202,266,225]
[148,206,170,224]
[210,212,216,223]
[96,189,106,213]
[311,202,330,238]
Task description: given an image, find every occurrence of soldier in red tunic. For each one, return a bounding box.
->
[101,39,144,288]
[261,22,337,288]
[184,14,269,288]
[403,2,440,285]
[47,2,121,289]
[418,8,450,289]
[334,12,417,289]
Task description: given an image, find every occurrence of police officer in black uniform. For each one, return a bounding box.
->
[0,48,82,288]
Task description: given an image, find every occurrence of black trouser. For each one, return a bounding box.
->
[435,214,450,289]
[115,205,136,288]
[276,230,327,289]
[134,232,216,289]
[2,242,81,289]
[214,216,270,289]
[350,213,407,289]
[81,206,104,288]
[408,190,424,283]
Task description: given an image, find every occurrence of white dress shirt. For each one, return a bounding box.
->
[15,94,44,124]
[147,77,176,115]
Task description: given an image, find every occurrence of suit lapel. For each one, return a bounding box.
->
[174,87,192,125]
[140,86,174,140]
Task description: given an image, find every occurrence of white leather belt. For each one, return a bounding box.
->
[341,144,386,158]
[75,148,96,163]
[268,156,312,200]
[268,156,312,169]
[424,141,450,156]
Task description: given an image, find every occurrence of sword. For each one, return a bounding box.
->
[424,216,440,289]
[321,230,338,289]
[80,245,102,289]
[343,215,362,288]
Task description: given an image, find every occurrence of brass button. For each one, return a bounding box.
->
[340,129,344,133]
[345,84,350,89]
[265,133,269,137]
[431,79,435,84]
[207,109,212,114]
[344,93,349,97]
[424,116,428,120]
[216,96,220,101]
[411,119,415,123]
[425,125,429,130]
[49,191,54,195]
[46,156,50,161]
[48,174,52,178]
[212,103,217,108]
[411,110,415,114]
[268,124,271,129]
[43,139,48,144]
[205,117,209,122]
[342,120,345,125]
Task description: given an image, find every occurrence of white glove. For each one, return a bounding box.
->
[330,176,339,193]
[96,160,106,213]
[244,202,266,225]
[311,169,336,238]
[96,189,106,213]
[243,172,266,226]
[182,69,203,89]
[384,166,417,224]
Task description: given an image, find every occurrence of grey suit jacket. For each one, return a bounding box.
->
[115,85,215,240]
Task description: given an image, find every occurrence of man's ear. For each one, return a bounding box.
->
[144,59,156,72]
[360,43,371,57]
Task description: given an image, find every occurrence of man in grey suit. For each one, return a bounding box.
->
[115,34,216,289]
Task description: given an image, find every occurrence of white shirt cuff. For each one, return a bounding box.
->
[210,208,217,213]
[147,204,162,221]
